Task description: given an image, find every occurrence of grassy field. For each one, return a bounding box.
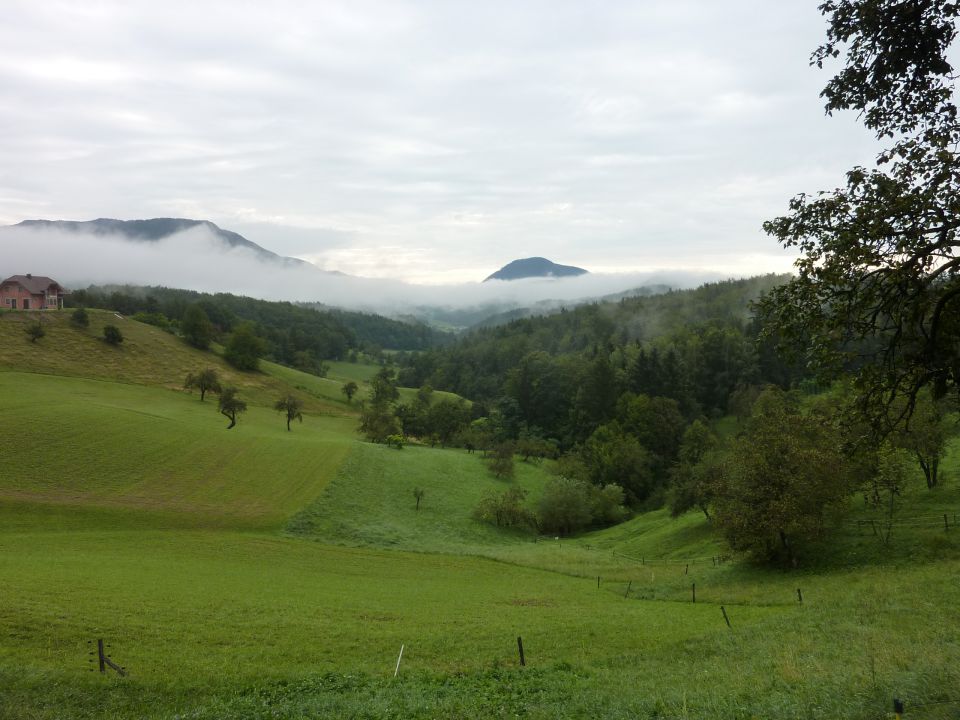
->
[3,313,960,718]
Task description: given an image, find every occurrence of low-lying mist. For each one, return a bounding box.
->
[1,224,724,318]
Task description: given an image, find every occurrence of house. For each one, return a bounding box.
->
[0,274,68,310]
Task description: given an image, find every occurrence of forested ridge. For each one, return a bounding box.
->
[67,284,451,366]
[397,274,796,426]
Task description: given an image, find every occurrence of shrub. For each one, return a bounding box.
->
[70,307,89,328]
[103,325,124,345]
[24,322,45,343]
[474,486,536,529]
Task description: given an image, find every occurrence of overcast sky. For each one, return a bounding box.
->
[0,0,881,285]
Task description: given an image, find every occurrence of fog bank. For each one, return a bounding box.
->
[1,225,736,316]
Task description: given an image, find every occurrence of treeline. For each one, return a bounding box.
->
[397,275,801,440]
[364,277,805,514]
[66,285,451,368]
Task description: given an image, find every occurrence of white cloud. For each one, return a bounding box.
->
[0,1,882,284]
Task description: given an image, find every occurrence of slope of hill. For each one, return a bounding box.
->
[0,309,347,413]
[3,306,960,719]
[484,257,588,282]
[13,217,313,268]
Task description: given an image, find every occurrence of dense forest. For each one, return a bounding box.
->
[368,273,955,564]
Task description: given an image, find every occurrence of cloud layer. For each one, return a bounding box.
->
[0,225,745,315]
[0,1,881,282]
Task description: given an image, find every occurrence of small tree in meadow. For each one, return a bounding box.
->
[184,368,222,402]
[70,307,89,328]
[103,325,123,345]
[342,381,359,404]
[274,394,304,431]
[218,387,247,429]
[413,487,425,511]
[486,442,515,479]
[24,322,45,343]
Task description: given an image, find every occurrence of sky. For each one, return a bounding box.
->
[0,0,882,287]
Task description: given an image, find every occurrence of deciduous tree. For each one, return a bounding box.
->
[24,322,45,343]
[274,394,304,431]
[711,388,853,566]
[181,303,214,350]
[224,323,266,371]
[218,386,247,429]
[341,381,359,404]
[184,368,222,402]
[761,0,960,430]
[103,325,123,345]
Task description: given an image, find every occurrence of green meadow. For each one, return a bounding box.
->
[2,311,960,718]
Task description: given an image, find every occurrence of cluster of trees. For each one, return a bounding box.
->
[359,367,475,447]
[376,1,960,565]
[384,279,798,518]
[184,367,308,432]
[66,285,451,372]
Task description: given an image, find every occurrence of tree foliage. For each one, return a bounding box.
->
[70,307,89,328]
[218,386,247,429]
[760,0,960,430]
[711,388,854,566]
[24,322,45,343]
[473,486,535,529]
[184,367,222,402]
[181,303,214,350]
[274,394,304,431]
[103,325,123,345]
[341,381,359,404]
[224,323,267,371]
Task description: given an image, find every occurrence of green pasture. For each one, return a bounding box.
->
[0,372,351,529]
[0,310,344,413]
[2,317,960,717]
[289,442,554,549]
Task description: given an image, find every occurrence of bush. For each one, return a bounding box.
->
[537,478,593,536]
[474,486,536,529]
[24,322,45,343]
[181,304,214,349]
[486,442,515,479]
[103,325,124,345]
[224,322,266,371]
[70,307,89,328]
[132,311,171,330]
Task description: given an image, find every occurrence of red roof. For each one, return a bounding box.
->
[1,275,67,294]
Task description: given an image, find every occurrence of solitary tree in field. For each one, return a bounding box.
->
[274,394,304,431]
[103,325,123,345]
[218,386,247,429]
[341,381,359,404]
[24,322,45,343]
[70,306,89,328]
[486,442,515,479]
[413,487,425,511]
[184,368,222,402]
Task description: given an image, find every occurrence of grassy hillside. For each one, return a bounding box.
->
[3,309,960,718]
[289,442,552,550]
[0,309,348,413]
[0,372,352,529]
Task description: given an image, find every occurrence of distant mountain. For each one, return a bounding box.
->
[483,257,588,282]
[14,218,313,269]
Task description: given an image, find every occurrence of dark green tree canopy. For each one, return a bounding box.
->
[274,394,304,431]
[218,387,247,429]
[761,0,960,430]
[181,303,214,350]
[184,367,222,402]
[224,323,267,371]
[103,325,124,345]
